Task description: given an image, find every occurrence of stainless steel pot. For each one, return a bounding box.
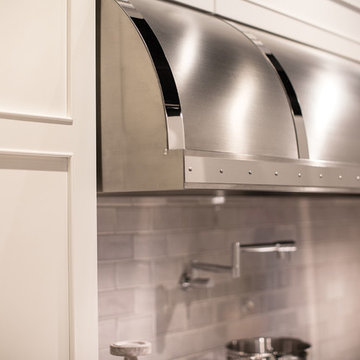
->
[270,338,310,359]
[227,338,275,360]
[226,337,310,360]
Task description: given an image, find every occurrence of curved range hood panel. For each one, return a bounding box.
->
[229,22,360,165]
[98,0,360,193]
[130,0,298,159]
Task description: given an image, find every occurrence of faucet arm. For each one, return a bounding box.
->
[191,262,232,273]
[191,241,241,277]
[179,240,296,290]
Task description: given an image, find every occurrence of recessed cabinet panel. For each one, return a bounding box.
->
[0,0,67,117]
[0,155,69,360]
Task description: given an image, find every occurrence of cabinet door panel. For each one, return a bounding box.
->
[0,155,69,360]
[0,0,67,116]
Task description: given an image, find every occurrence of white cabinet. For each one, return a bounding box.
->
[0,0,67,116]
[0,157,69,360]
[0,0,98,359]
[172,0,360,62]
[216,0,360,61]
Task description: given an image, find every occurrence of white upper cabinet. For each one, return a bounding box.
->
[0,0,67,117]
[171,0,360,61]
[236,0,360,42]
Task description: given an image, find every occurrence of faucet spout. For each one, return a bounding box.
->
[240,240,296,253]
[232,241,241,277]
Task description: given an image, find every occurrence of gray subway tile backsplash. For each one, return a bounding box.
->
[134,234,168,259]
[115,315,155,342]
[98,234,133,261]
[98,195,360,359]
[98,288,135,317]
[115,260,151,287]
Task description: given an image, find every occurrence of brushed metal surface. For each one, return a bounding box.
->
[98,0,360,194]
[229,22,360,164]
[239,29,309,159]
[98,0,183,192]
[131,0,299,159]
[124,12,185,150]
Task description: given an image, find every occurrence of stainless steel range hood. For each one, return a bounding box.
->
[97,0,360,193]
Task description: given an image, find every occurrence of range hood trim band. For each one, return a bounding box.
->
[185,154,360,191]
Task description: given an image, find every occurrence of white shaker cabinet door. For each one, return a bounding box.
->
[0,0,97,359]
[0,156,69,360]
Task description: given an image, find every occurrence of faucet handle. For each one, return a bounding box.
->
[110,340,151,359]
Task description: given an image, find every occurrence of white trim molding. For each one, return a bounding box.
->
[0,111,73,125]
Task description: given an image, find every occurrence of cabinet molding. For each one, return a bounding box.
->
[0,111,73,125]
